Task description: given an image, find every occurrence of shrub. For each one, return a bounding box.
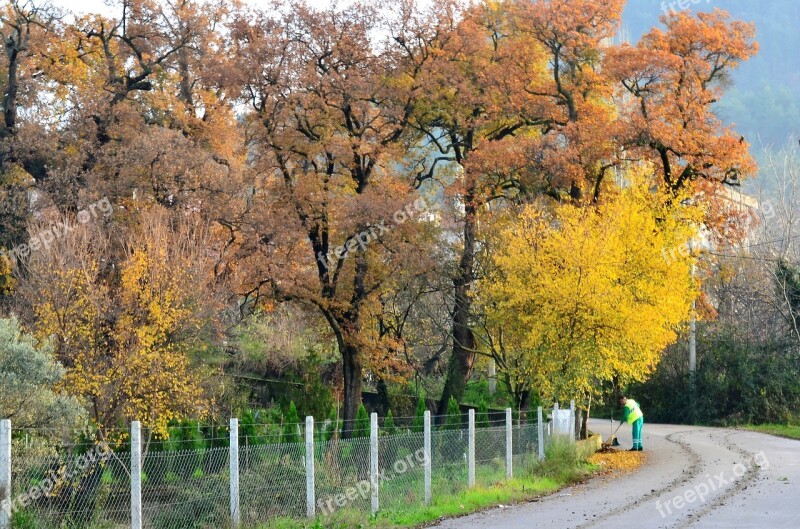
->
[477,401,490,429]
[533,436,582,482]
[383,410,397,435]
[323,404,340,441]
[282,401,301,443]
[443,397,461,431]
[631,326,800,425]
[353,403,370,438]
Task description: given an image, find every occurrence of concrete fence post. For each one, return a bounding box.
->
[131,421,142,529]
[553,402,559,437]
[370,413,379,515]
[229,418,240,527]
[570,400,576,443]
[0,419,11,529]
[505,408,513,480]
[537,406,545,461]
[553,402,559,423]
[305,416,315,518]
[423,411,431,506]
[468,409,475,487]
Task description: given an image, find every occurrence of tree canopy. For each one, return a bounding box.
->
[0,0,763,434]
[481,173,700,405]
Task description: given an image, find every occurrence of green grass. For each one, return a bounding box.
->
[253,438,595,529]
[253,477,570,529]
[742,423,800,440]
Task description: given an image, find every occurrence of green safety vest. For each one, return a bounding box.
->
[624,399,644,425]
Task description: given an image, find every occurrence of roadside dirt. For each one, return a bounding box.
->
[428,420,800,528]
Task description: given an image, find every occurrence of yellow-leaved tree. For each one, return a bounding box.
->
[480,172,700,412]
[20,208,216,438]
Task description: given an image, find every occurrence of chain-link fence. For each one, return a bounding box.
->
[0,405,575,529]
[240,440,307,524]
[11,439,129,529]
[142,445,229,529]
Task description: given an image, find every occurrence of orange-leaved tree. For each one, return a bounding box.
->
[418,0,625,413]
[431,2,759,411]
[606,8,758,239]
[229,1,439,434]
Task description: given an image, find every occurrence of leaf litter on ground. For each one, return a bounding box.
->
[588,449,646,474]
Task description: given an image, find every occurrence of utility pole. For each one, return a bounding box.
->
[689,239,697,375]
[679,196,699,423]
[688,237,697,423]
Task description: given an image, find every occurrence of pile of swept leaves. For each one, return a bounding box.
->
[588,449,646,475]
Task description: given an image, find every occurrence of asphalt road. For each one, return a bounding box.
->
[429,420,800,529]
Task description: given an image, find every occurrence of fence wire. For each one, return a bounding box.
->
[141,446,229,529]
[11,441,129,529]
[240,440,307,522]
[512,422,540,472]
[315,436,372,515]
[377,431,426,512]
[430,428,469,499]
[6,412,563,528]
[474,426,506,487]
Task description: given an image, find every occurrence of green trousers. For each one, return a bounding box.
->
[632,417,643,449]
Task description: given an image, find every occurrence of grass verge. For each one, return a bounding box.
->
[254,438,597,529]
[741,423,800,440]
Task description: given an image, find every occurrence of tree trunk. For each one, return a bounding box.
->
[376,377,391,416]
[519,390,531,416]
[3,45,19,136]
[581,396,592,440]
[341,337,363,439]
[321,250,369,439]
[437,197,477,415]
[437,294,474,415]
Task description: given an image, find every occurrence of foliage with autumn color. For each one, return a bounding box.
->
[19,211,217,437]
[480,174,700,406]
[0,0,767,436]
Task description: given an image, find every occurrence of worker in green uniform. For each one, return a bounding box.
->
[619,396,644,451]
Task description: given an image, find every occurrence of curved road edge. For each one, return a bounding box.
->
[427,421,800,529]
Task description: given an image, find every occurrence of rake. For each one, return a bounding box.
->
[601,421,623,449]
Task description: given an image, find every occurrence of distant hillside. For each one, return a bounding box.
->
[622,0,800,149]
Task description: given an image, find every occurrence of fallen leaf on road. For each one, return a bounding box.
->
[588,450,646,474]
